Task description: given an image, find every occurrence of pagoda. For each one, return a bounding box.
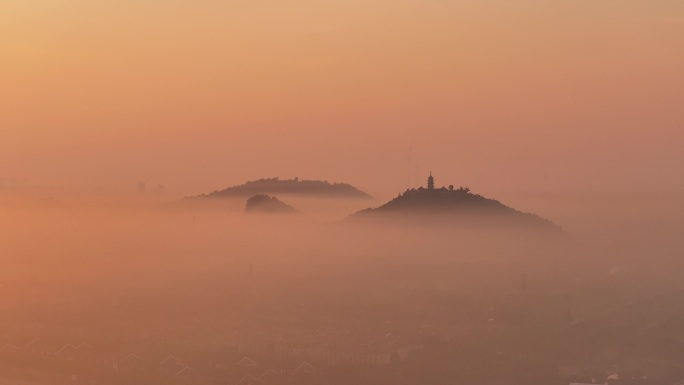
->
[427,172,435,190]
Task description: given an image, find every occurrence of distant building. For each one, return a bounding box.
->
[293,361,316,376]
[427,172,434,190]
[236,375,262,385]
[237,356,259,367]
[259,369,285,385]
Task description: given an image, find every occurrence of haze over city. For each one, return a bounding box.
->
[1,1,683,385]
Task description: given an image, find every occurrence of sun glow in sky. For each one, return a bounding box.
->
[1,0,683,197]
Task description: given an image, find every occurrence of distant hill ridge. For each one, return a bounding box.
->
[349,173,558,229]
[191,177,372,199]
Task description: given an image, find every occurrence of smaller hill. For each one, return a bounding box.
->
[192,177,372,200]
[245,195,298,214]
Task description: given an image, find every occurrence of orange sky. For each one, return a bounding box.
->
[1,0,683,199]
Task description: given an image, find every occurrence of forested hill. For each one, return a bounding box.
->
[191,177,373,199]
[349,186,558,229]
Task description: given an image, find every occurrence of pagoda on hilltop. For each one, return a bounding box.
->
[410,172,469,194]
[348,171,559,232]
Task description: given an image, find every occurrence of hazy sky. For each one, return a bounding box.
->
[1,0,682,198]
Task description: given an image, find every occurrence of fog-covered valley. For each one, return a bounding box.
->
[1,191,683,385]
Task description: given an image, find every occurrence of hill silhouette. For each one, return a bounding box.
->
[192,177,372,199]
[349,173,558,230]
[245,194,298,214]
